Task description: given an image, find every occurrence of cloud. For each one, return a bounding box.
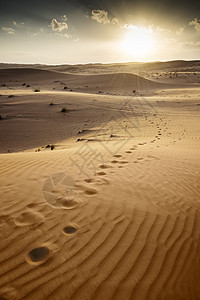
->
[51,18,68,32]
[2,27,15,34]
[189,18,200,31]
[184,41,200,47]
[91,10,110,24]
[91,10,119,25]
[61,15,67,21]
[55,33,69,38]
[176,27,184,35]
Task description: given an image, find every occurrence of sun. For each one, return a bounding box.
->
[121,26,155,59]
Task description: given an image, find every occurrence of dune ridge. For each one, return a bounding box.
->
[0,68,170,92]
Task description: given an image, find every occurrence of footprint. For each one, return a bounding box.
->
[62,199,80,209]
[96,171,106,176]
[84,188,97,195]
[126,151,132,153]
[113,154,122,158]
[99,164,112,169]
[63,225,78,235]
[14,210,44,227]
[26,246,50,264]
[130,147,137,150]
[111,160,119,164]
[42,173,78,209]
[119,161,128,164]
[84,178,95,183]
[138,142,146,146]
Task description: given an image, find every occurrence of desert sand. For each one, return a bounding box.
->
[0,61,200,300]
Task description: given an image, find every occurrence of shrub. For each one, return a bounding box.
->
[50,102,55,106]
[34,88,40,92]
[46,144,55,150]
[61,107,67,113]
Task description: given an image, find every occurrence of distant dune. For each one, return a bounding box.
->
[0,68,170,95]
[0,68,64,80]
[0,60,200,74]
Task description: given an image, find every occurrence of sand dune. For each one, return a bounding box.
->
[0,63,200,299]
[0,68,65,83]
[0,68,170,94]
[1,60,200,73]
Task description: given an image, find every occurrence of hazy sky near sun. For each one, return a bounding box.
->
[0,0,200,64]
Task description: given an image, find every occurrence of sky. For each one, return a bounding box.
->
[0,0,200,64]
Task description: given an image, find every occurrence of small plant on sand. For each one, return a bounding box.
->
[46,144,55,150]
[49,102,55,106]
[61,107,67,113]
[34,88,40,92]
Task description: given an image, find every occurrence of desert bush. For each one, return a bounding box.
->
[34,88,40,92]
[61,107,67,113]
[46,144,55,150]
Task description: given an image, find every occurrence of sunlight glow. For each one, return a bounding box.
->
[121,26,155,59]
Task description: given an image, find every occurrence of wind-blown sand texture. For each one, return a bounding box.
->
[0,61,200,300]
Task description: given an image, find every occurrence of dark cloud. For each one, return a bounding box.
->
[0,0,199,21]
[0,0,199,37]
[70,0,200,18]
